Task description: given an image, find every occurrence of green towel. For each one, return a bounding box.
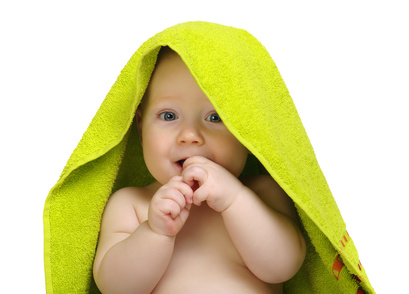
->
[43,21,374,293]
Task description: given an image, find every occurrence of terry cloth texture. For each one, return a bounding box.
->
[43,21,374,293]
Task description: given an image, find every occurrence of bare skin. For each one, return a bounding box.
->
[93,49,306,294]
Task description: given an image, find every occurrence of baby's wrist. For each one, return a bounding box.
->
[145,221,177,241]
[219,182,246,213]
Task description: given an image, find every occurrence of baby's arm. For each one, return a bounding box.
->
[93,177,192,294]
[183,157,306,284]
[222,175,306,283]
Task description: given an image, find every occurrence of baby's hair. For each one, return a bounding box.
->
[156,46,177,62]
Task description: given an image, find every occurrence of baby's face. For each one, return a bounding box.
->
[137,51,248,185]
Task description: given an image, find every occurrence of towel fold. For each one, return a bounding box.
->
[44,21,374,293]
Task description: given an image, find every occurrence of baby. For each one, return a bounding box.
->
[93,47,306,294]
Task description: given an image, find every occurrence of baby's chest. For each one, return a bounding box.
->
[172,206,243,266]
[152,206,276,293]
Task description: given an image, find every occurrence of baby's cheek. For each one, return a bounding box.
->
[223,151,248,177]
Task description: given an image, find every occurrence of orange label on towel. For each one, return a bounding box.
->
[332,254,344,280]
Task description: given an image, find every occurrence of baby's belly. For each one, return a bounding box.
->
[151,252,281,294]
[151,204,282,293]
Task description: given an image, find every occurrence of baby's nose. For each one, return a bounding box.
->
[177,125,204,145]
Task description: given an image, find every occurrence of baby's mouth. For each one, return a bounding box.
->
[176,159,187,169]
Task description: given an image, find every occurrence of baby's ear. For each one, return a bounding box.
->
[135,109,143,144]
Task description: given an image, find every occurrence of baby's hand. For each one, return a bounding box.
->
[182,156,244,212]
[148,176,193,237]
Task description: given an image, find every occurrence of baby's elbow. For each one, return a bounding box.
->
[279,235,306,282]
[261,239,307,284]
[282,244,306,282]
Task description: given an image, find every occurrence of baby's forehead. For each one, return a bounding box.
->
[140,48,211,110]
[145,51,195,92]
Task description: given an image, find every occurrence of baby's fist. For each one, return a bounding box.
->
[148,176,193,237]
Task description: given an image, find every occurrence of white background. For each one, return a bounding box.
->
[1,1,407,292]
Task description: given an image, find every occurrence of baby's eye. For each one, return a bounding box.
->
[205,113,222,123]
[159,111,178,121]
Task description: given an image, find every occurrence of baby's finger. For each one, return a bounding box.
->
[155,197,179,218]
[179,202,192,223]
[182,164,208,189]
[176,182,194,204]
[183,156,210,167]
[164,188,188,211]
[192,185,209,206]
[167,177,194,204]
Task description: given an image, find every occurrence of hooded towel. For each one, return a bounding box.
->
[43,21,374,293]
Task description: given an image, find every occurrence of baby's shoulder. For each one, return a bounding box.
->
[241,174,283,196]
[108,186,150,203]
[103,183,158,224]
